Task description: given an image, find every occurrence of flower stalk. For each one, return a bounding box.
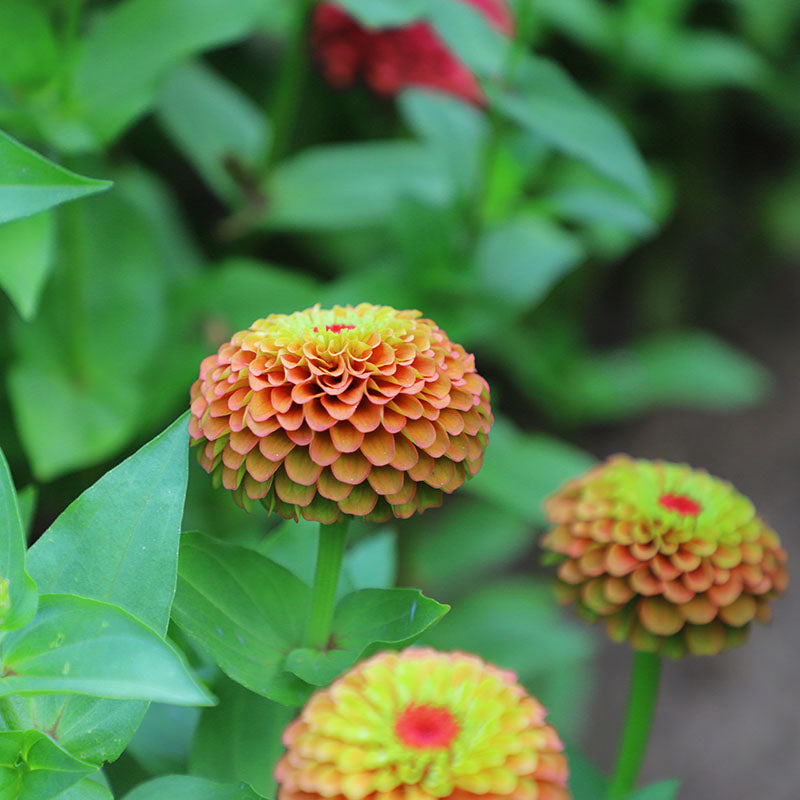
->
[305,518,349,650]
[607,651,662,800]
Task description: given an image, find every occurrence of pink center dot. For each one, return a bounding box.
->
[658,493,702,516]
[395,704,459,749]
[312,324,356,333]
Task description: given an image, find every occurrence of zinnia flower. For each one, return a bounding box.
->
[189,304,492,523]
[541,455,788,657]
[275,648,571,800]
[311,1,514,105]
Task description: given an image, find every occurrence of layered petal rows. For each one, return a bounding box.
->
[312,0,513,105]
[541,455,788,657]
[275,648,571,800]
[189,304,492,523]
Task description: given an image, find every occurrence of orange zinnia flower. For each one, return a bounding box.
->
[541,455,788,657]
[276,648,571,800]
[189,304,492,523]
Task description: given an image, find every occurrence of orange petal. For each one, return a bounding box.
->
[707,574,743,607]
[387,393,424,420]
[382,407,407,434]
[424,459,456,490]
[338,483,379,516]
[678,594,718,624]
[437,408,465,436]
[661,579,694,605]
[248,390,276,422]
[304,398,337,432]
[274,469,316,507]
[349,400,382,433]
[422,423,450,459]
[368,466,404,496]
[360,428,396,466]
[284,448,324,486]
[259,429,295,461]
[246,450,281,482]
[330,422,365,454]
[309,431,339,467]
[317,469,354,501]
[407,452,434,482]
[629,565,662,596]
[229,429,258,455]
[718,594,757,627]
[331,452,371,485]
[389,436,418,471]
[605,544,639,577]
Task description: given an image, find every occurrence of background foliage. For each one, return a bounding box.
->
[0,0,797,798]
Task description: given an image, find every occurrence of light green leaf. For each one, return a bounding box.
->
[262,142,453,231]
[52,777,114,800]
[190,675,294,798]
[0,594,214,706]
[0,730,97,800]
[465,415,595,523]
[0,1,58,89]
[626,780,681,800]
[286,588,449,686]
[475,215,584,309]
[0,210,55,320]
[172,532,312,706]
[0,130,111,224]
[566,745,607,800]
[0,446,37,631]
[73,0,265,145]
[156,61,269,203]
[491,56,654,202]
[331,0,425,27]
[121,775,261,800]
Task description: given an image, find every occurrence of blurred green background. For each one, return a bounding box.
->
[0,1,798,798]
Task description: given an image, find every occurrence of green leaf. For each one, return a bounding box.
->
[156,61,269,203]
[331,0,425,27]
[286,588,449,686]
[0,210,55,320]
[127,703,200,775]
[626,780,681,800]
[491,56,654,203]
[121,775,261,800]
[73,0,265,145]
[172,532,312,706]
[423,579,594,739]
[0,130,111,224]
[16,415,191,763]
[0,446,37,631]
[28,413,189,632]
[0,594,213,706]
[475,215,584,309]
[262,142,453,231]
[189,674,294,798]
[565,745,607,800]
[52,778,114,800]
[0,1,58,90]
[465,415,595,523]
[0,730,97,800]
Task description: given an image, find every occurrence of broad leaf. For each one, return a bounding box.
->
[0,130,110,224]
[173,532,312,706]
[332,0,425,27]
[52,778,114,800]
[127,703,200,775]
[0,730,96,800]
[566,745,607,800]
[491,56,654,203]
[286,588,448,686]
[121,775,261,800]
[261,142,452,231]
[465,415,595,522]
[626,780,681,800]
[0,211,55,320]
[190,675,294,798]
[156,61,269,203]
[0,446,37,631]
[0,594,213,706]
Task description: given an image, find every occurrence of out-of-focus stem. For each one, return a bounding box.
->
[305,518,349,650]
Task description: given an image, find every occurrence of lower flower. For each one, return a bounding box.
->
[276,648,571,800]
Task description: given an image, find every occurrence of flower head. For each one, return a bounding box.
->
[189,304,492,523]
[541,455,788,657]
[275,648,571,800]
[312,1,513,105]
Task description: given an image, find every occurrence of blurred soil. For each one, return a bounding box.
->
[577,265,800,799]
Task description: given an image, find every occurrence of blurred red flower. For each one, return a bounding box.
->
[312,0,514,104]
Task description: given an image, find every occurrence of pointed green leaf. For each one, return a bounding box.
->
[0,446,37,631]
[121,775,260,800]
[0,131,111,224]
[52,778,114,800]
[286,588,449,687]
[0,594,214,706]
[0,730,97,800]
[172,532,312,706]
[190,675,294,798]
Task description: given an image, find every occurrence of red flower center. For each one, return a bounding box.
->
[658,493,701,516]
[312,324,356,333]
[395,704,459,749]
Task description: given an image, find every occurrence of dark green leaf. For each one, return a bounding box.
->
[121,775,261,800]
[0,730,97,800]
[127,703,200,775]
[465,415,595,523]
[172,532,312,706]
[262,142,453,231]
[190,675,294,798]
[286,588,448,686]
[0,594,214,706]
[0,130,111,224]
[0,446,37,631]
[565,745,607,800]
[0,211,55,320]
[491,56,654,202]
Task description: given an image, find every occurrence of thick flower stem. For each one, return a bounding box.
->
[264,0,315,171]
[607,651,662,800]
[305,518,349,650]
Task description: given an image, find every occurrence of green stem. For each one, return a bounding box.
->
[607,651,662,800]
[264,0,315,170]
[305,518,349,650]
